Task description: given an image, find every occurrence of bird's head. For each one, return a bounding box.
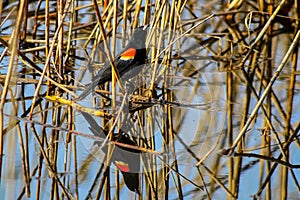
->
[126,25,149,49]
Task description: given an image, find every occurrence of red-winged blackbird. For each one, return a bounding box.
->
[78,26,149,100]
[81,111,141,194]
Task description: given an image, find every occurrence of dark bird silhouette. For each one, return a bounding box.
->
[78,26,149,100]
[81,111,141,194]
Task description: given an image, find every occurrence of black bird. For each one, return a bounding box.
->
[78,25,149,100]
[81,111,141,194]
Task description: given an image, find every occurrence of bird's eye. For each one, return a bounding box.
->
[122,132,131,138]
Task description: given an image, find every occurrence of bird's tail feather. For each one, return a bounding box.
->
[81,111,107,137]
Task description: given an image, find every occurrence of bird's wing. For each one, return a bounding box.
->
[77,62,112,100]
[121,172,140,194]
[77,47,145,100]
[81,111,140,193]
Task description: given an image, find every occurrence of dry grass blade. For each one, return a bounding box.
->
[226,30,300,155]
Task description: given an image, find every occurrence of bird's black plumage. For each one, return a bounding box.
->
[78,26,148,100]
[81,111,141,194]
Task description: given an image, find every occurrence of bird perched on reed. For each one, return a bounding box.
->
[78,25,149,100]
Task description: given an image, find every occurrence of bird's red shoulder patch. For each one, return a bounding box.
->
[115,161,130,172]
[120,48,136,60]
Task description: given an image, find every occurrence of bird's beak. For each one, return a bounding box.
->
[143,24,150,30]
